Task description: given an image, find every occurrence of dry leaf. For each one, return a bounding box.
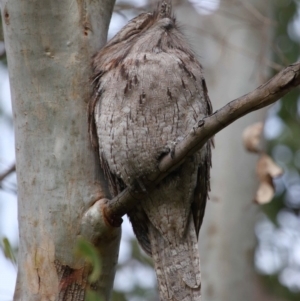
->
[256,182,275,205]
[255,154,283,204]
[242,122,264,153]
[242,122,284,204]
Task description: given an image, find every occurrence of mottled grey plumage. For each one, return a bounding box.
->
[89,1,212,300]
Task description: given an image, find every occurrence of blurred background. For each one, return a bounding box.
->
[0,0,299,300]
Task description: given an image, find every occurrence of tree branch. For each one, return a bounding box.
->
[104,62,300,225]
[0,164,16,182]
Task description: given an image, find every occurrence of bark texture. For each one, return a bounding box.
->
[102,61,300,221]
[0,0,118,300]
[90,2,212,300]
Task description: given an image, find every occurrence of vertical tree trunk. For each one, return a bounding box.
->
[0,0,118,300]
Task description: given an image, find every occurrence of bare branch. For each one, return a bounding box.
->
[104,62,300,225]
[0,164,16,182]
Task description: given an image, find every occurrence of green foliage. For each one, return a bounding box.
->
[262,275,300,301]
[75,237,104,301]
[264,0,300,220]
[75,236,102,283]
[0,237,17,266]
[85,290,104,301]
[260,0,300,299]
[112,290,127,301]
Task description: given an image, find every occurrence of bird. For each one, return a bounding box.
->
[89,1,212,300]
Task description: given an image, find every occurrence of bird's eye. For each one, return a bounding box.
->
[160,18,173,30]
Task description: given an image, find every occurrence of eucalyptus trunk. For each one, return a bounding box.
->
[0,0,119,300]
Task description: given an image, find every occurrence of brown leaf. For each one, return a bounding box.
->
[242,122,264,153]
[255,154,283,204]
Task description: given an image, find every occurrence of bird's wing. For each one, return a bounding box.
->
[192,78,213,237]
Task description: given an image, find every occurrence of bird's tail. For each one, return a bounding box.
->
[149,217,201,301]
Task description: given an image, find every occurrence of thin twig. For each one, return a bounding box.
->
[104,62,300,225]
[0,164,16,182]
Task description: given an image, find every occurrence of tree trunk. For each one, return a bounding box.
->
[0,0,118,300]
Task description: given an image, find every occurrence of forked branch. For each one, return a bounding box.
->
[104,62,300,226]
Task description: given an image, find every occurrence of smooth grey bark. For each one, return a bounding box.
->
[0,0,118,300]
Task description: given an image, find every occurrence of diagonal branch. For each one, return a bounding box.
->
[0,164,16,182]
[104,62,300,226]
